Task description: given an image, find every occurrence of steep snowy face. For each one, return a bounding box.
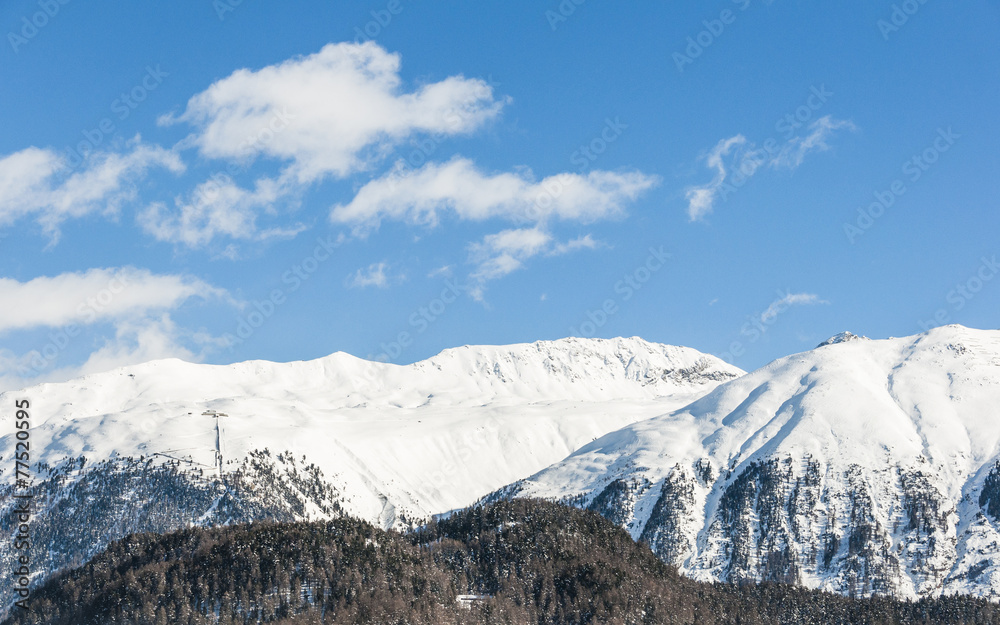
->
[506,326,1000,600]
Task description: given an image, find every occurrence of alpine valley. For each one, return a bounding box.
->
[3,326,1000,611]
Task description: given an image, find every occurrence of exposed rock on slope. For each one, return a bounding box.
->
[502,326,1000,600]
[0,337,742,609]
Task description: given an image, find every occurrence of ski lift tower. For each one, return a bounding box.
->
[202,410,228,475]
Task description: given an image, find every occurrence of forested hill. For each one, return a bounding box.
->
[7,499,1000,625]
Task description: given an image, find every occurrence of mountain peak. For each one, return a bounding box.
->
[508,326,1000,600]
[0,335,743,529]
[816,330,869,347]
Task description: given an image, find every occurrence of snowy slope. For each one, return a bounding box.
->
[503,325,1000,600]
[0,337,741,526]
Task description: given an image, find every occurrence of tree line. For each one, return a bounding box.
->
[5,499,1000,625]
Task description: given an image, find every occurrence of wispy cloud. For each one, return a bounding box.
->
[427,265,453,279]
[760,291,829,324]
[770,116,856,169]
[347,262,392,289]
[685,116,855,221]
[549,234,603,255]
[685,135,748,221]
[468,228,552,284]
[466,228,604,301]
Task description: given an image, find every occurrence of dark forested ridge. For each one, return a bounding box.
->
[0,450,344,609]
[6,499,1000,625]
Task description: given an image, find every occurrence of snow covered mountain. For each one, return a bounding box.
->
[816,331,870,347]
[0,337,742,606]
[497,325,1000,600]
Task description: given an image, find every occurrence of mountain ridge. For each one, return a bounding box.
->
[0,336,743,609]
[6,326,1000,606]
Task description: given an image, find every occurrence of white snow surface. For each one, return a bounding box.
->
[511,325,1000,599]
[816,331,870,347]
[0,337,742,527]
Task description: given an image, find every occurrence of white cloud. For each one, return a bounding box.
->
[685,116,854,221]
[0,269,232,392]
[427,265,453,278]
[141,41,507,248]
[759,291,829,324]
[347,262,391,289]
[138,175,306,248]
[466,228,604,301]
[330,157,659,232]
[0,267,226,333]
[163,42,507,183]
[328,156,654,301]
[550,234,602,256]
[0,314,216,393]
[467,228,551,300]
[0,147,62,212]
[65,315,198,378]
[0,140,184,240]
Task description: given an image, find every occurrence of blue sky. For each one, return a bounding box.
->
[0,0,997,387]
